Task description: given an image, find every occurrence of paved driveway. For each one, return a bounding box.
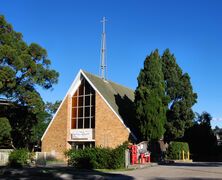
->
[113,162,222,180]
[1,162,222,179]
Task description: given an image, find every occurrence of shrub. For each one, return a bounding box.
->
[167,141,189,160]
[110,142,128,169]
[66,142,128,169]
[8,148,30,167]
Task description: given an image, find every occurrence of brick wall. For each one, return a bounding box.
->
[41,95,71,160]
[42,90,131,160]
[95,92,130,148]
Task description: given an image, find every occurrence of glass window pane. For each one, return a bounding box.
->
[91,95,95,105]
[72,96,77,107]
[85,81,91,95]
[91,88,95,95]
[85,107,90,117]
[78,107,83,117]
[71,118,76,129]
[91,106,95,117]
[91,117,95,128]
[85,95,90,106]
[79,83,84,96]
[72,108,77,118]
[84,118,90,128]
[78,96,83,107]
[77,119,83,129]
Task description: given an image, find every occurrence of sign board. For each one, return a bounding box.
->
[71,129,94,140]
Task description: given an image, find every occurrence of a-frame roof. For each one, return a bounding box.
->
[41,69,137,141]
[82,70,134,117]
[82,70,137,140]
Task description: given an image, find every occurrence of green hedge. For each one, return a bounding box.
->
[167,141,189,160]
[8,148,30,167]
[66,143,128,169]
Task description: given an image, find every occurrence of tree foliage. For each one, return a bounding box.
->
[135,49,197,142]
[0,117,12,147]
[184,112,217,161]
[0,15,59,113]
[161,49,197,141]
[0,15,59,149]
[31,100,61,144]
[134,50,167,141]
[45,100,62,116]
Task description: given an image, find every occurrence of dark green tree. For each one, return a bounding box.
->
[184,111,217,161]
[161,49,197,141]
[0,15,59,113]
[0,117,12,148]
[30,100,61,145]
[0,15,59,149]
[134,50,167,141]
[45,100,62,116]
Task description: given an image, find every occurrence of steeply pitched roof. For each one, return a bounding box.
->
[82,70,136,139]
[83,70,134,112]
[41,69,137,141]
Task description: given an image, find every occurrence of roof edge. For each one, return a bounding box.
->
[81,71,137,141]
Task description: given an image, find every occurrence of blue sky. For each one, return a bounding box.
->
[1,0,222,128]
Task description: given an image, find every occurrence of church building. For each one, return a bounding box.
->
[41,69,137,160]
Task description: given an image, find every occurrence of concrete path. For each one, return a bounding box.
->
[112,162,222,180]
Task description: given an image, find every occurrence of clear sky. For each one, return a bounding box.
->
[1,0,222,128]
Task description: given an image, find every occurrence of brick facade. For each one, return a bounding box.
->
[95,92,130,148]
[41,73,132,161]
[41,95,71,160]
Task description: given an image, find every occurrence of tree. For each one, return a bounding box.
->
[45,100,62,117]
[0,117,12,148]
[161,49,197,141]
[0,15,59,149]
[134,50,167,141]
[30,100,61,145]
[184,112,217,161]
[0,15,59,113]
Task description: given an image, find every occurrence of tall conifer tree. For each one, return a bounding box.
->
[134,50,167,141]
[161,49,197,141]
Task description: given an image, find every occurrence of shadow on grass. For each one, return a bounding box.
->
[0,166,134,180]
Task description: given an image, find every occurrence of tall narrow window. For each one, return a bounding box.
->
[71,77,95,129]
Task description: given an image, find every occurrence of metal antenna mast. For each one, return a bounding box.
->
[100,17,107,80]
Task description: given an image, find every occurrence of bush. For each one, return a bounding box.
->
[66,142,128,169]
[167,141,189,160]
[110,142,128,169]
[8,149,30,167]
